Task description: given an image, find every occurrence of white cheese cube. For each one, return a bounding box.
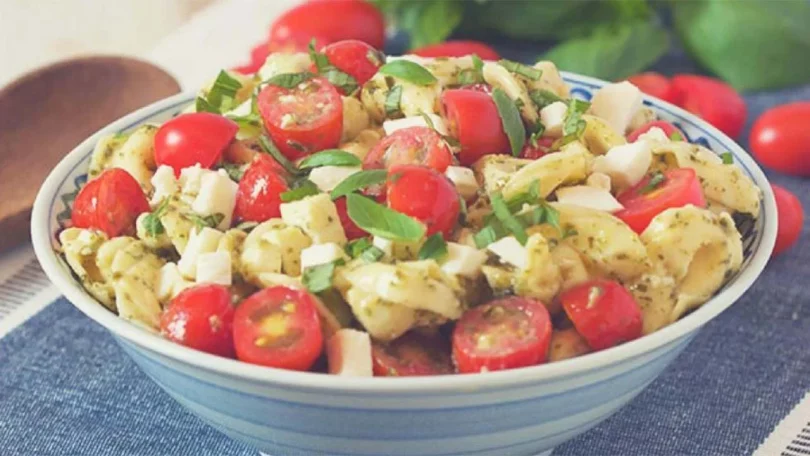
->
[327,328,373,377]
[150,165,178,205]
[177,227,223,279]
[636,126,670,143]
[588,81,643,134]
[441,243,488,277]
[540,101,568,137]
[301,243,349,271]
[280,193,347,245]
[191,169,238,230]
[179,164,205,195]
[196,251,233,286]
[556,185,624,213]
[383,114,448,136]
[592,140,653,188]
[486,236,529,270]
[444,166,479,201]
[156,263,194,303]
[372,236,393,259]
[586,173,612,192]
[308,166,362,192]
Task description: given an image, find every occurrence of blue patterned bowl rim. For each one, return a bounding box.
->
[31,71,777,393]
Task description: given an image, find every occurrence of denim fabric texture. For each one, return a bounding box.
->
[2,43,810,455]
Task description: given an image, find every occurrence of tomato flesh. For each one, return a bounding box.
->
[234,154,289,223]
[154,112,238,175]
[386,165,460,238]
[160,284,235,357]
[452,297,552,374]
[627,120,685,143]
[335,196,367,240]
[750,102,810,177]
[270,0,385,49]
[520,137,554,160]
[372,332,454,376]
[615,168,706,234]
[258,77,343,160]
[670,75,746,139]
[410,40,501,60]
[317,40,384,92]
[772,184,803,257]
[561,280,642,351]
[364,127,453,172]
[233,286,324,371]
[71,168,149,237]
[441,89,510,166]
[625,72,678,105]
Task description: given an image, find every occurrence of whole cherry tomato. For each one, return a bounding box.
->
[154,112,238,175]
[160,284,235,357]
[364,127,453,172]
[627,120,686,143]
[441,89,510,166]
[386,165,461,238]
[625,72,678,105]
[772,184,803,257]
[750,102,810,177]
[410,40,501,60]
[270,0,385,50]
[560,280,642,351]
[71,168,149,238]
[315,40,385,92]
[233,154,289,223]
[372,331,454,376]
[670,74,746,139]
[615,168,706,234]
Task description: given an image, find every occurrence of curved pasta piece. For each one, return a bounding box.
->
[482,62,538,124]
[257,52,311,81]
[339,129,382,161]
[581,115,626,156]
[501,141,592,200]
[88,125,158,192]
[550,243,590,292]
[472,154,533,196]
[528,61,569,99]
[627,273,678,335]
[60,228,115,308]
[343,288,416,341]
[115,275,162,331]
[341,96,371,142]
[514,234,562,309]
[240,219,312,286]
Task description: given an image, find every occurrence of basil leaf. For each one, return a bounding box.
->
[543,204,561,231]
[669,131,684,141]
[346,238,373,258]
[303,261,340,293]
[639,172,666,195]
[258,135,300,176]
[720,152,734,165]
[188,213,225,230]
[360,245,385,262]
[330,170,388,200]
[473,225,500,249]
[207,70,242,110]
[281,179,321,202]
[491,193,528,245]
[457,54,485,86]
[345,194,426,242]
[553,98,590,148]
[529,89,563,110]
[376,0,463,48]
[218,163,245,182]
[491,88,526,157]
[195,96,219,114]
[385,85,404,117]
[418,234,448,261]
[298,150,361,169]
[498,59,542,81]
[142,198,170,237]
[379,60,437,86]
[263,72,314,89]
[518,206,545,226]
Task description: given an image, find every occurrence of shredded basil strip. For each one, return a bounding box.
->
[207,70,242,110]
[669,130,684,141]
[219,163,245,182]
[345,194,426,241]
[640,172,666,194]
[379,60,438,86]
[418,234,448,261]
[498,59,542,81]
[298,150,361,169]
[543,204,560,230]
[195,97,219,114]
[330,170,388,200]
[280,179,321,202]
[303,261,340,293]
[553,98,590,148]
[491,193,528,244]
[457,54,485,86]
[263,72,314,89]
[529,89,563,110]
[491,88,526,157]
[385,85,403,117]
[258,135,300,176]
[473,225,501,249]
[346,238,373,258]
[189,213,225,230]
[360,245,385,262]
[720,152,734,164]
[308,41,359,94]
[142,198,170,237]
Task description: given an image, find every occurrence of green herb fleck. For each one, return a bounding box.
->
[345,194,426,241]
[491,193,528,244]
[280,179,320,202]
[142,198,170,237]
[303,261,341,293]
[298,150,361,169]
[491,88,526,157]
[330,170,388,200]
[418,234,448,261]
[262,72,314,89]
[498,59,542,80]
[720,152,734,164]
[669,130,684,141]
[379,60,438,86]
[529,89,563,110]
[385,85,403,117]
[639,171,666,194]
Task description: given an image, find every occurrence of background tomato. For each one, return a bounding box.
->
[625,72,678,105]
[154,113,238,175]
[234,154,289,223]
[670,74,746,139]
[71,168,149,238]
[270,0,385,50]
[160,284,235,357]
[410,40,501,60]
[386,165,460,238]
[772,184,803,257]
[750,102,810,177]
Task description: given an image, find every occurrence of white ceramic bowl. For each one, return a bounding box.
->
[32,73,777,456]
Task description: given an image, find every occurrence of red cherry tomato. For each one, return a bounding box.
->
[615,168,706,234]
[364,127,453,172]
[334,196,367,240]
[270,0,385,50]
[314,40,384,92]
[772,184,803,257]
[625,72,678,105]
[371,332,454,376]
[670,75,746,139]
[258,77,343,160]
[154,113,238,175]
[452,297,552,374]
[520,137,555,160]
[441,89,510,166]
[71,169,149,237]
[234,154,289,223]
[386,165,460,238]
[160,284,235,357]
[627,120,686,143]
[560,280,642,351]
[232,40,271,75]
[410,40,501,60]
[233,286,324,371]
[750,102,810,177]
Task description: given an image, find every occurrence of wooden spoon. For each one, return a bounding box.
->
[0,56,181,252]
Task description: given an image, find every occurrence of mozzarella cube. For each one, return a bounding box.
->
[540,101,568,137]
[191,170,238,230]
[196,251,233,286]
[301,243,349,271]
[179,164,205,195]
[373,236,393,259]
[487,236,529,270]
[156,263,194,303]
[592,140,653,188]
[445,166,479,201]
[327,329,373,377]
[556,185,624,213]
[177,227,223,279]
[308,166,361,192]
[637,126,670,143]
[586,172,612,192]
[588,81,643,134]
[280,193,347,245]
[441,243,488,277]
[383,114,448,136]
[150,165,178,205]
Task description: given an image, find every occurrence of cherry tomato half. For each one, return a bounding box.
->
[560,280,642,351]
[386,165,461,238]
[625,72,678,105]
[234,154,289,223]
[258,77,343,160]
[316,40,384,92]
[452,296,552,374]
[410,40,501,60]
[615,168,706,234]
[154,112,238,175]
[270,0,385,50]
[372,331,454,376]
[671,75,746,139]
[441,89,510,166]
[627,120,685,143]
[334,196,367,240]
[364,127,453,172]
[750,102,810,177]
[772,184,803,257]
[233,286,324,371]
[160,284,235,357]
[71,168,150,238]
